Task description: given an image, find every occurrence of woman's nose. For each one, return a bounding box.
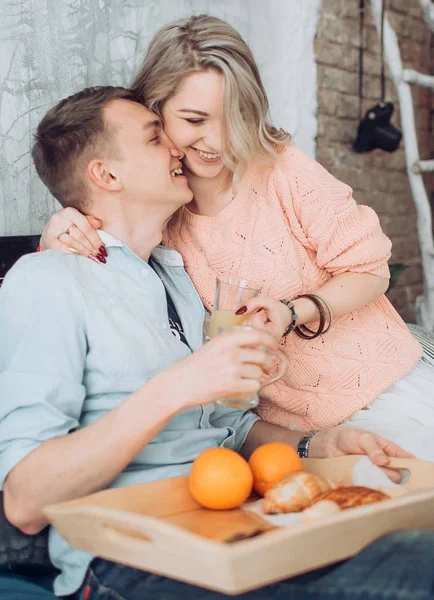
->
[204,124,222,153]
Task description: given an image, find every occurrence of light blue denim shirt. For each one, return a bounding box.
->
[0,231,259,596]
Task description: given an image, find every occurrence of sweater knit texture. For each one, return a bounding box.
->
[164,146,422,429]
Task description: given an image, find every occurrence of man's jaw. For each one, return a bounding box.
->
[171,166,184,178]
[170,160,187,179]
[169,163,193,205]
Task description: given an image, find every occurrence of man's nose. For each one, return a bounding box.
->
[169,144,185,160]
[163,132,184,160]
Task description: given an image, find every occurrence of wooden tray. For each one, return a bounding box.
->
[45,457,434,595]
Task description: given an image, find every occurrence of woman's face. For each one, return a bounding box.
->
[162,70,228,180]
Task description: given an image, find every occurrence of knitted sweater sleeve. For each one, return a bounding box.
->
[274,147,391,278]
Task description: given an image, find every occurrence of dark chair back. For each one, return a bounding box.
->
[0,234,57,576]
[0,235,40,287]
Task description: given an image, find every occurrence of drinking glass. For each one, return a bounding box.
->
[208,276,261,338]
[209,276,288,409]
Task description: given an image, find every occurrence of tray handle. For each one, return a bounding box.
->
[303,456,434,491]
[103,522,153,553]
[385,457,434,490]
[47,504,216,558]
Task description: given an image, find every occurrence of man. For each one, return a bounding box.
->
[1,86,433,600]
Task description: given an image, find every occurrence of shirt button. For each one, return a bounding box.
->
[161,323,169,330]
[140,268,149,277]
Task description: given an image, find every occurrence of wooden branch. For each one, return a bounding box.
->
[412,160,434,174]
[402,69,434,90]
[370,0,434,330]
[419,0,434,33]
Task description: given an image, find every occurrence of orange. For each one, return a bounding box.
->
[248,442,302,496]
[189,447,253,510]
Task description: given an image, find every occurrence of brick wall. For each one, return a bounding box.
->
[315,0,433,323]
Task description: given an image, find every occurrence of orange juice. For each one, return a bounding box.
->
[208,309,248,338]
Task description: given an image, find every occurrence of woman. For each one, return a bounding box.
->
[40,15,434,459]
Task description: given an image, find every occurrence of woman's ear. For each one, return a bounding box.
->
[87,159,123,192]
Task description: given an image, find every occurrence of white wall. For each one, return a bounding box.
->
[0,0,320,236]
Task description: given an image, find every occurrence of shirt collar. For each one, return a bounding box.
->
[97,230,124,248]
[97,230,184,267]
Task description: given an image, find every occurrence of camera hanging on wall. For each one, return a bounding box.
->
[353,0,402,153]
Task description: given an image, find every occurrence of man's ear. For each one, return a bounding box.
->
[87,159,123,192]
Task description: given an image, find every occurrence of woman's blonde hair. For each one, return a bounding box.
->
[132,14,291,179]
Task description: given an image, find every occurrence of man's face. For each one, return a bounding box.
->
[102,99,192,210]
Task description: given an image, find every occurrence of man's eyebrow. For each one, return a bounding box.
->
[142,119,162,131]
[177,109,209,117]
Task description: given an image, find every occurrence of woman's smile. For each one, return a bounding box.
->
[190,146,222,163]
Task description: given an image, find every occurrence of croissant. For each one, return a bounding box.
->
[311,486,389,509]
[262,471,332,514]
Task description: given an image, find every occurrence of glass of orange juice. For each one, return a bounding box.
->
[209,276,288,409]
[208,276,261,338]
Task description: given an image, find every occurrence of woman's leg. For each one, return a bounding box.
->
[343,360,434,460]
[74,530,434,600]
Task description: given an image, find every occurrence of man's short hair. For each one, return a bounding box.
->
[32,86,142,210]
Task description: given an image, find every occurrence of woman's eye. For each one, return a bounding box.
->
[152,135,161,144]
[185,119,205,125]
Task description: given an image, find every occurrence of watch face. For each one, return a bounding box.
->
[297,437,308,458]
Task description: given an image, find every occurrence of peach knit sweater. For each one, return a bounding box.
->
[164,146,422,430]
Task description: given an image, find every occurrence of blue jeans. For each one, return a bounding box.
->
[0,572,57,599]
[73,530,434,600]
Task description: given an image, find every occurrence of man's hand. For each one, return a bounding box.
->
[168,328,278,410]
[242,422,413,482]
[310,426,414,482]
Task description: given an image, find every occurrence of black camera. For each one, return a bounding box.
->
[353,102,402,153]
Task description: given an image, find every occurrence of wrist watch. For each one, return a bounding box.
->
[279,299,297,337]
[297,430,319,458]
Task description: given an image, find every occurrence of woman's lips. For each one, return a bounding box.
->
[191,147,221,164]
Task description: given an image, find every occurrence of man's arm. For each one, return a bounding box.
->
[0,256,183,534]
[239,421,304,460]
[240,421,413,470]
[0,257,278,534]
[3,372,182,534]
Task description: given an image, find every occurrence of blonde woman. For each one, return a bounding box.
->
[41,15,434,459]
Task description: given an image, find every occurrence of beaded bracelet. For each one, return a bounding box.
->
[279,298,298,337]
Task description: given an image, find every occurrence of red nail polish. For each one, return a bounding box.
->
[96,253,106,264]
[99,245,107,257]
[235,306,247,315]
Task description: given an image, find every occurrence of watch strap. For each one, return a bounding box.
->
[297,430,319,458]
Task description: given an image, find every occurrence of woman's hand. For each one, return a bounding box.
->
[168,328,278,410]
[236,297,293,341]
[40,207,105,262]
